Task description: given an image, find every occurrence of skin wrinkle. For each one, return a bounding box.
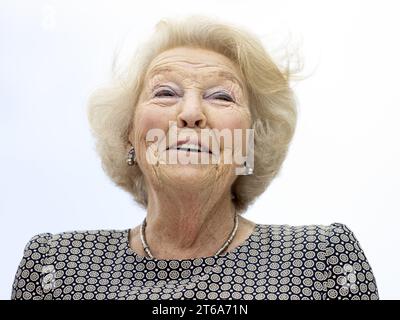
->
[128,47,255,260]
[146,70,245,105]
[145,61,246,93]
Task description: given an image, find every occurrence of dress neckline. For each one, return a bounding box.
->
[123,223,262,263]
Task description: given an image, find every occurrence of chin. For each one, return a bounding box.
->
[159,163,217,180]
[167,163,215,171]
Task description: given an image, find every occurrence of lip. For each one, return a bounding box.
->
[166,137,212,154]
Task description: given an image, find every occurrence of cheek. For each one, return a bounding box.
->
[208,102,251,130]
[134,107,169,143]
[133,106,173,168]
[215,114,247,130]
[209,109,251,156]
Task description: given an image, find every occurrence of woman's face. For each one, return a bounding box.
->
[130,46,251,192]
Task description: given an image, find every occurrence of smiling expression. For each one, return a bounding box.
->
[130,46,252,184]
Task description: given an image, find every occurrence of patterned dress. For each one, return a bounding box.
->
[11,222,379,300]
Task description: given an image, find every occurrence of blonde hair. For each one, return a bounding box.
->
[87,15,301,214]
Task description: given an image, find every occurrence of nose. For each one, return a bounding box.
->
[177,91,207,129]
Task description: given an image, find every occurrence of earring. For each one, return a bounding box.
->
[243,160,253,175]
[126,147,136,166]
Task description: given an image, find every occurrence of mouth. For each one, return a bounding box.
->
[166,146,213,154]
[166,138,213,154]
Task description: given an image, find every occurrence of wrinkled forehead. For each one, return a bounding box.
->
[144,47,245,89]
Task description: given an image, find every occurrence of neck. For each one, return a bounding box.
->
[143,183,237,259]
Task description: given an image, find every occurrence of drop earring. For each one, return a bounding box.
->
[126,147,136,166]
[243,160,253,175]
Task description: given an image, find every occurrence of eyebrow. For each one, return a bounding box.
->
[216,70,244,91]
[146,66,244,91]
[146,66,174,80]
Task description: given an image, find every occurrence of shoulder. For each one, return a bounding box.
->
[21,228,128,250]
[256,222,359,238]
[255,222,379,300]
[315,222,379,300]
[11,232,52,299]
[255,221,372,257]
[21,232,53,255]
[47,228,128,241]
[34,228,129,256]
[255,222,348,238]
[11,228,128,300]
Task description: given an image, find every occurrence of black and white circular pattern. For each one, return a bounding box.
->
[11,223,379,300]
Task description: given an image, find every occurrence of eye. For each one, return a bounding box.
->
[153,88,176,98]
[209,92,235,102]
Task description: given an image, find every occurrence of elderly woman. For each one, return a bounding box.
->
[11,16,379,300]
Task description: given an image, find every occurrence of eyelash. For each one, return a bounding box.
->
[153,88,235,102]
[212,93,234,102]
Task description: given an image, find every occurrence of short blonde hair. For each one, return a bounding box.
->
[87,15,300,214]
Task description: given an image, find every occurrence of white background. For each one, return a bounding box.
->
[1,0,399,299]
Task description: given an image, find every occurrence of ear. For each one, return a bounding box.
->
[126,122,135,150]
